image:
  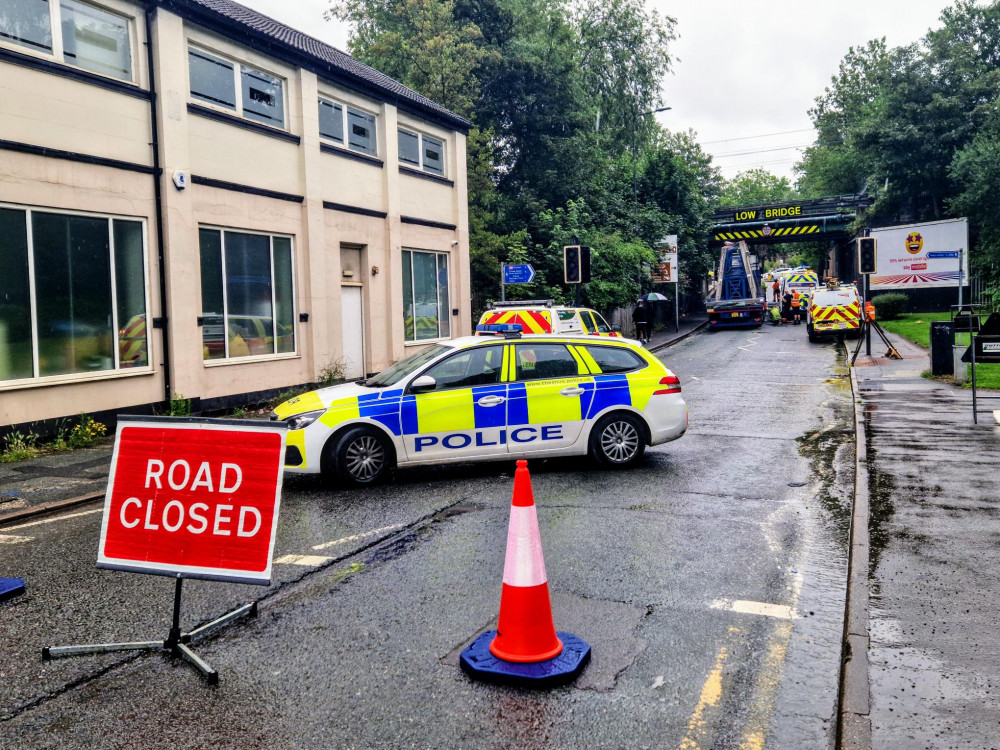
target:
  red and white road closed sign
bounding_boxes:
[98,416,286,585]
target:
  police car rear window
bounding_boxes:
[583,345,645,374]
[514,344,578,381]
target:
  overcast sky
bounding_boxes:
[238,0,961,182]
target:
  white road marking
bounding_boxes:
[274,554,333,567]
[650,675,665,690]
[0,534,33,544]
[312,523,406,551]
[3,507,103,531]
[711,599,797,620]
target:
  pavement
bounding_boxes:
[848,329,1000,749]
[645,311,710,353]
[10,313,996,750]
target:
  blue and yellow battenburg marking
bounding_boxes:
[282,341,668,463]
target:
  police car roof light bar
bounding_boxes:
[490,299,554,308]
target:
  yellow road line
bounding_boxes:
[680,626,741,750]
[739,620,794,749]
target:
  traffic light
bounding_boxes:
[857,237,877,275]
[564,245,581,284]
[563,245,591,284]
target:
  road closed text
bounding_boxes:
[116,459,262,538]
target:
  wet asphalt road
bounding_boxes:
[0,324,855,749]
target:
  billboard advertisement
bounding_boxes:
[870,218,968,290]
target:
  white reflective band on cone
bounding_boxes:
[503,505,548,587]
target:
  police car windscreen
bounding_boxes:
[364,344,449,387]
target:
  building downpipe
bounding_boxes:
[144,4,172,404]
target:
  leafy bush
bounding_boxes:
[871,293,908,321]
[68,414,107,448]
[168,393,192,417]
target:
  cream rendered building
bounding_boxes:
[0,0,471,432]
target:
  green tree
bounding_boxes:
[719,169,796,208]
[575,0,675,147]
[330,0,690,315]
[639,130,722,291]
[329,0,488,117]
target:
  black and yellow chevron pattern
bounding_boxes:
[714,225,822,241]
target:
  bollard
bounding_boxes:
[953,346,967,384]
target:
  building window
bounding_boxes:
[199,228,295,361]
[398,128,444,176]
[402,250,450,342]
[61,0,132,79]
[318,96,377,156]
[0,0,133,81]
[0,205,149,383]
[188,46,285,129]
[0,0,52,53]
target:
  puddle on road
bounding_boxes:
[795,349,855,545]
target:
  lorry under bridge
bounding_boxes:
[709,194,873,280]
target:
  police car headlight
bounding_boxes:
[285,409,326,431]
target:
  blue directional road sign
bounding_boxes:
[927,251,960,258]
[504,264,536,284]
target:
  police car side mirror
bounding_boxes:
[612,324,622,332]
[410,375,437,394]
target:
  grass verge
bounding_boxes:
[881,312,1000,389]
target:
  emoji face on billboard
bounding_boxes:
[906,232,923,255]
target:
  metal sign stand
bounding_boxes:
[954,306,987,424]
[850,317,902,366]
[42,575,256,685]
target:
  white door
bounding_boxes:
[341,286,365,379]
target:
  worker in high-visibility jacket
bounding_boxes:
[791,290,803,325]
[865,301,876,321]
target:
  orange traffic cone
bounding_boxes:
[489,460,563,662]
[460,460,591,687]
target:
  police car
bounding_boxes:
[273,334,687,486]
[477,300,621,337]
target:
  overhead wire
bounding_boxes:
[701,128,814,145]
[710,143,813,158]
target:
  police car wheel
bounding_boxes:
[331,427,392,486]
[590,413,646,467]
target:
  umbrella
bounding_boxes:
[638,292,669,302]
